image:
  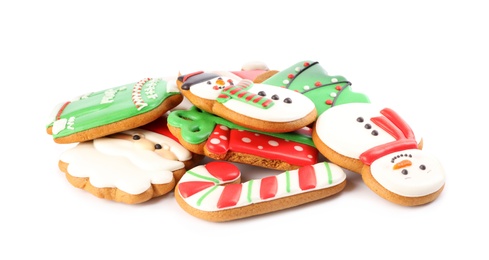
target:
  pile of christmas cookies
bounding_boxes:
[46,60,446,222]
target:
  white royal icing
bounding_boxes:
[316,103,401,159]
[59,129,191,195]
[223,83,315,122]
[370,149,445,197]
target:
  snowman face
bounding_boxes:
[222,83,316,122]
[315,103,398,159]
[370,149,445,197]
[188,75,236,100]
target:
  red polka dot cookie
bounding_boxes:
[167,106,319,171]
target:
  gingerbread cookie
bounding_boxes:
[167,106,318,170]
[262,60,370,116]
[175,161,347,222]
[46,77,182,144]
[58,127,201,204]
[312,103,445,206]
[175,71,317,133]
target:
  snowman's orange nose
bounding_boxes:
[393,159,412,170]
[216,78,225,85]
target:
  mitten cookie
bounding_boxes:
[47,77,182,144]
[312,103,445,206]
[167,106,318,170]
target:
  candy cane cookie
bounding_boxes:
[312,103,445,206]
[175,161,347,222]
[47,77,182,144]
[176,71,317,133]
[58,128,199,204]
[167,106,318,171]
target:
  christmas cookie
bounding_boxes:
[46,77,183,144]
[312,103,445,206]
[167,106,318,170]
[262,60,370,116]
[175,161,347,222]
[176,71,317,133]
[58,127,201,204]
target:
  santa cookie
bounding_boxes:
[58,126,202,204]
[175,71,317,133]
[46,77,182,144]
[175,161,347,222]
[312,103,445,206]
[262,60,370,116]
[167,106,318,170]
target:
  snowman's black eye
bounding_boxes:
[271,94,279,100]
[357,117,364,123]
[365,124,371,129]
[419,165,426,170]
[154,144,162,149]
[133,135,141,140]
[371,130,378,136]
[258,91,266,96]
[283,97,292,103]
[401,169,408,175]
[206,81,211,84]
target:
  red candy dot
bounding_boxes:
[325,100,333,105]
[304,62,310,67]
[336,85,342,90]
[288,74,294,79]
[315,81,321,87]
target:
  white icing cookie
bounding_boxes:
[313,102,445,206]
[58,129,194,204]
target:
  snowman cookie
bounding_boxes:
[312,103,445,206]
[167,106,318,170]
[175,71,317,133]
[262,60,370,116]
[46,77,182,144]
[175,161,347,222]
[58,126,203,204]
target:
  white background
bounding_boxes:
[1,0,488,259]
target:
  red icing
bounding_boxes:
[56,101,71,120]
[178,181,215,198]
[205,125,230,154]
[303,62,310,67]
[218,129,318,166]
[182,71,203,82]
[288,74,294,79]
[360,108,418,165]
[260,176,278,199]
[204,161,240,182]
[335,86,342,90]
[231,70,267,81]
[326,100,333,105]
[140,116,179,143]
[298,165,317,190]
[217,183,242,209]
[315,81,321,87]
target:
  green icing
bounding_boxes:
[262,60,370,116]
[167,106,315,147]
[48,78,180,138]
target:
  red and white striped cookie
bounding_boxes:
[174,161,347,222]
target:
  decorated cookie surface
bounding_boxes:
[176,72,317,133]
[167,106,318,170]
[262,60,370,116]
[313,102,445,205]
[175,161,347,221]
[47,77,182,143]
[59,128,193,203]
